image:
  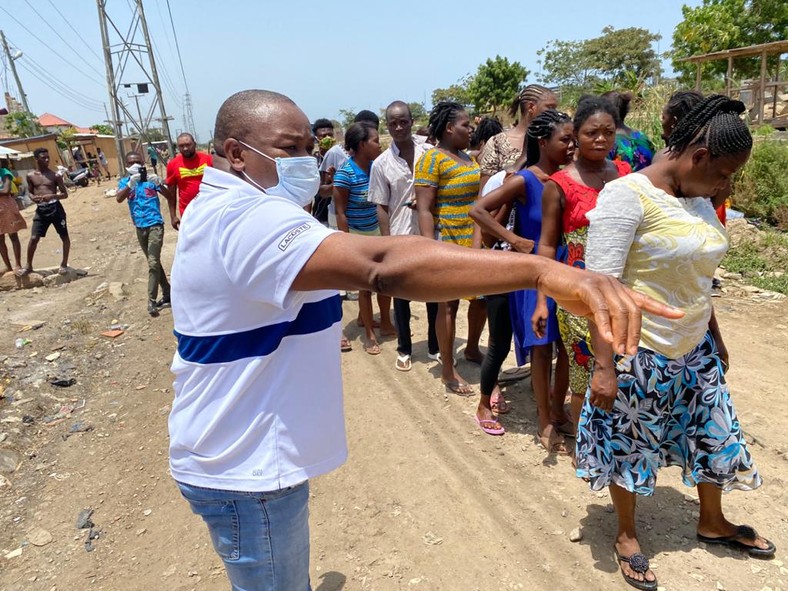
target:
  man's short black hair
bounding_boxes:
[177,132,195,142]
[353,110,379,128]
[34,147,48,159]
[385,100,412,119]
[312,118,333,135]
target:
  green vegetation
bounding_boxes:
[5,111,42,138]
[466,56,529,115]
[731,139,788,229]
[723,229,788,294]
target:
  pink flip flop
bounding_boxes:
[475,414,505,436]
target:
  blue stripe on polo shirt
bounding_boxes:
[175,294,342,364]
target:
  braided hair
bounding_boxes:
[667,94,752,157]
[470,116,503,149]
[525,109,572,167]
[508,84,552,120]
[573,96,618,133]
[665,90,704,124]
[428,101,465,142]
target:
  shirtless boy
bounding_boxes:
[19,148,71,275]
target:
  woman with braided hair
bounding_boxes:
[470,109,574,444]
[478,85,558,191]
[415,101,482,394]
[538,96,632,437]
[577,94,774,591]
[603,91,656,171]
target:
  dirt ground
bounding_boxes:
[1,184,787,591]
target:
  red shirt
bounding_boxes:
[166,152,213,214]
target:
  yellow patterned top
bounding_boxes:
[586,173,728,358]
[414,148,480,247]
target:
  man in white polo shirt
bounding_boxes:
[369,100,438,371]
[169,89,681,591]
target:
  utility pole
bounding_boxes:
[183,91,196,140]
[96,0,176,172]
[0,30,30,113]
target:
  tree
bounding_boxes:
[467,56,529,114]
[338,109,356,130]
[672,0,788,82]
[91,123,114,135]
[431,80,472,108]
[5,111,43,138]
[537,39,595,90]
[408,101,428,124]
[585,27,662,84]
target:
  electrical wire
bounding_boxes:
[17,54,105,110]
[45,0,104,64]
[18,62,104,113]
[24,0,105,76]
[0,7,106,87]
[165,0,190,93]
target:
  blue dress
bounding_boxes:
[509,169,563,365]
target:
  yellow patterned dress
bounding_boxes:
[414,149,480,247]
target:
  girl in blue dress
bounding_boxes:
[470,110,574,451]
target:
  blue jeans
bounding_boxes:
[177,480,311,591]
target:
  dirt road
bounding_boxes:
[1,184,786,591]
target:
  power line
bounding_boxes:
[46,0,104,64]
[13,47,105,109]
[165,0,189,93]
[18,61,104,113]
[24,0,105,76]
[0,7,106,87]
[18,58,104,110]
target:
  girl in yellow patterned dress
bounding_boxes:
[415,101,481,394]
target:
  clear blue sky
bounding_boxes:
[1,0,701,142]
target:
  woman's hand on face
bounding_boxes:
[589,365,618,412]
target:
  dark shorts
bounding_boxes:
[31,201,68,239]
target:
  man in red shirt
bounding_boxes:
[165,133,213,227]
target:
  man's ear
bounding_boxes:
[224,138,246,172]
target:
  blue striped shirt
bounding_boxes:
[333,158,378,232]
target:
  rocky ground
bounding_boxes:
[1,184,787,591]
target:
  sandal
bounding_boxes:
[490,394,511,414]
[364,342,381,356]
[340,337,352,352]
[552,420,576,438]
[395,354,412,372]
[697,525,776,558]
[442,379,474,396]
[537,427,569,455]
[475,414,504,436]
[614,547,657,590]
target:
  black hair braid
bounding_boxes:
[470,117,503,148]
[665,90,704,123]
[573,96,618,132]
[429,101,465,142]
[508,84,552,119]
[525,109,571,167]
[667,94,752,157]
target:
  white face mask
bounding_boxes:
[238,140,319,207]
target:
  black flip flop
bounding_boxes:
[697,525,776,558]
[614,548,657,591]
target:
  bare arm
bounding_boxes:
[332,185,350,233]
[531,180,565,336]
[377,204,391,236]
[0,177,10,196]
[55,174,69,200]
[158,184,179,229]
[116,186,131,203]
[470,174,533,253]
[415,184,437,238]
[292,233,683,355]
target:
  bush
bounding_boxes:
[731,139,788,228]
[723,228,788,294]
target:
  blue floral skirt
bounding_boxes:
[575,331,761,496]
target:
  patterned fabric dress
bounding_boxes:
[0,168,26,235]
[478,132,520,177]
[550,160,631,395]
[576,173,760,495]
[414,149,480,247]
[609,130,655,172]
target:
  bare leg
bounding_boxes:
[59,235,71,272]
[531,344,555,433]
[21,236,39,275]
[551,342,571,423]
[610,484,656,586]
[464,298,486,363]
[438,300,472,393]
[377,293,396,336]
[359,290,379,353]
[9,233,21,270]
[696,483,771,550]
[0,235,11,272]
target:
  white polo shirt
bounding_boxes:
[368,137,428,236]
[169,167,347,492]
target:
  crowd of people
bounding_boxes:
[1,82,776,590]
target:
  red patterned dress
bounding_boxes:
[550,160,631,394]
